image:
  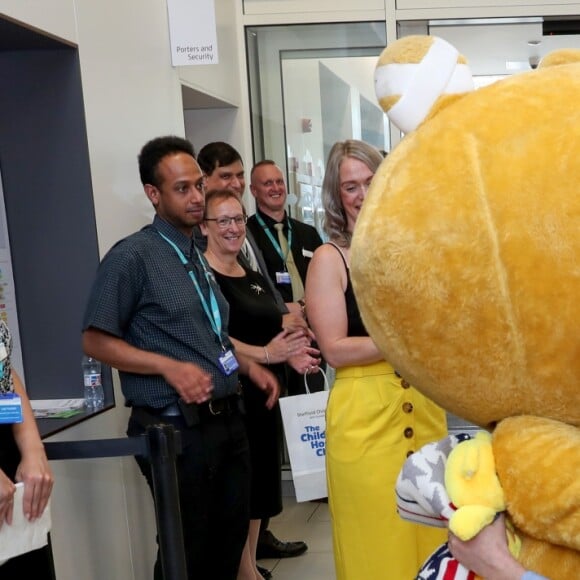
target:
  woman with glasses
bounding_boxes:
[304,140,447,579]
[201,189,320,580]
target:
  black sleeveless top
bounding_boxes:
[327,243,368,338]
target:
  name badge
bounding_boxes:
[0,393,23,424]
[302,248,314,258]
[219,349,239,376]
[276,271,291,285]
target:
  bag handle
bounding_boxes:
[303,367,330,395]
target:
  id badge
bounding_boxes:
[0,393,23,424]
[218,349,239,376]
[276,271,291,285]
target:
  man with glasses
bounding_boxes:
[82,135,279,580]
[197,142,310,570]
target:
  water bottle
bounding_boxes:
[82,355,104,410]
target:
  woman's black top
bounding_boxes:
[327,242,368,337]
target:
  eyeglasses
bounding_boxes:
[204,215,247,229]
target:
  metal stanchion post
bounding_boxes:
[146,425,188,580]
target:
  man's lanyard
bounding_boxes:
[157,231,226,350]
[255,212,293,265]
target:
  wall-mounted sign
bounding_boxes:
[166,0,219,66]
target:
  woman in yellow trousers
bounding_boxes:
[305,140,447,579]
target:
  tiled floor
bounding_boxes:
[259,495,336,579]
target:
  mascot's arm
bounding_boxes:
[493,416,580,551]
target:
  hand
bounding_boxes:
[285,302,302,317]
[247,361,280,409]
[281,313,309,333]
[288,346,321,374]
[266,330,310,364]
[162,360,213,404]
[448,514,527,580]
[0,469,16,528]
[15,447,54,521]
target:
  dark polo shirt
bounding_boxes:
[83,215,238,408]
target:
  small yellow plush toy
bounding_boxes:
[445,432,506,541]
[352,35,580,579]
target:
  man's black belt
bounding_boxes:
[132,393,243,428]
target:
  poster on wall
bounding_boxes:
[0,169,25,382]
[166,0,219,66]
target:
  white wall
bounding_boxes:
[0,0,77,44]
[75,0,186,254]
[182,0,254,206]
[179,0,242,107]
[243,0,383,15]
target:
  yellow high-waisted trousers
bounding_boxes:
[326,361,447,580]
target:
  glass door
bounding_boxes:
[246,22,389,238]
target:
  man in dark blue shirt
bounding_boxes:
[82,136,278,580]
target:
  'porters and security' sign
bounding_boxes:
[166,0,218,66]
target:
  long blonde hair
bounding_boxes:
[321,140,383,247]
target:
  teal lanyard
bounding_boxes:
[255,212,293,265]
[157,231,225,349]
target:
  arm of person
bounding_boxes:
[235,353,280,410]
[230,333,320,382]
[11,370,53,521]
[448,515,548,580]
[82,327,213,404]
[285,302,303,317]
[230,330,310,365]
[304,244,383,368]
[281,312,309,332]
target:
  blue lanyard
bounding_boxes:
[157,231,225,349]
[255,212,293,265]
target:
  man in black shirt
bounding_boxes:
[82,136,278,580]
[247,160,325,396]
[247,160,323,310]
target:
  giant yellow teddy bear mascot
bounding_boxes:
[351,35,579,579]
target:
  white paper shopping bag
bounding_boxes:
[279,370,330,502]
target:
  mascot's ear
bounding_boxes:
[374,35,474,133]
[539,48,580,68]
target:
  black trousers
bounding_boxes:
[0,425,55,578]
[128,407,250,580]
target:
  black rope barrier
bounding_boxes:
[44,425,187,580]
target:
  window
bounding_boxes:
[246,22,389,237]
